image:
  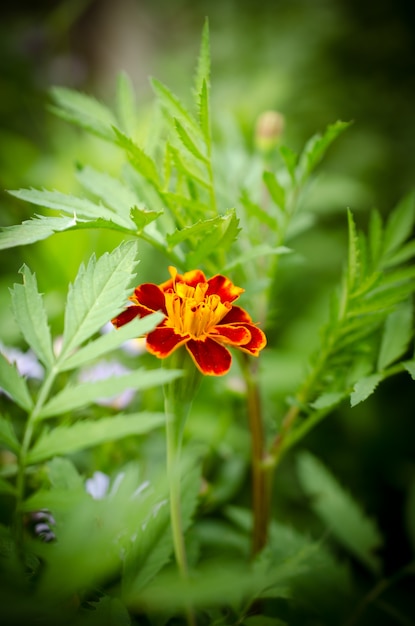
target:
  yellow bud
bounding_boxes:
[255,110,285,152]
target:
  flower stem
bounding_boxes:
[163,352,201,626]
[239,355,270,555]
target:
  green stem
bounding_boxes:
[14,366,57,546]
[162,352,201,626]
[239,355,270,555]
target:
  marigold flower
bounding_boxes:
[112,266,267,376]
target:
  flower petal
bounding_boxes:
[146,326,189,358]
[220,305,253,325]
[210,324,251,346]
[207,275,244,303]
[236,324,267,355]
[160,268,207,292]
[131,283,167,314]
[186,338,232,375]
[112,306,141,328]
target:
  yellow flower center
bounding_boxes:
[164,280,231,339]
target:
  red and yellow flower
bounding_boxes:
[112,267,266,376]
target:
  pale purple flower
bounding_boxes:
[78,360,136,409]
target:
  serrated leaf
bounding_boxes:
[37,368,182,420]
[116,71,137,136]
[296,121,351,183]
[263,170,286,211]
[174,118,207,163]
[59,312,164,372]
[0,415,20,454]
[297,452,383,573]
[167,214,224,247]
[61,241,139,358]
[10,265,54,369]
[8,188,129,227]
[377,299,413,370]
[167,144,210,189]
[0,354,33,411]
[114,128,161,188]
[49,86,118,141]
[194,18,210,98]
[0,215,78,250]
[192,209,240,264]
[383,192,415,256]
[198,79,211,148]
[350,373,383,407]
[151,77,200,137]
[76,165,137,227]
[27,412,165,464]
[130,206,163,233]
[347,208,360,291]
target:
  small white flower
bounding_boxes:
[0,344,44,380]
[85,471,110,500]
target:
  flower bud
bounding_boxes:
[255,110,285,152]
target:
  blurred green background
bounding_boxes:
[1,0,415,620]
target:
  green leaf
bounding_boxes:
[310,391,346,410]
[167,214,225,247]
[61,241,139,358]
[114,129,161,188]
[383,193,415,256]
[383,239,415,269]
[279,145,298,182]
[174,118,207,163]
[126,461,201,595]
[296,121,351,183]
[0,215,79,250]
[76,165,137,227]
[0,354,33,411]
[130,206,163,233]
[347,208,360,291]
[297,452,383,573]
[37,368,182,420]
[0,415,20,454]
[0,477,16,495]
[198,79,211,148]
[263,170,286,211]
[377,299,413,370]
[8,188,129,227]
[59,312,164,372]
[27,413,165,464]
[224,244,291,271]
[116,71,137,136]
[240,188,278,230]
[186,210,240,266]
[194,18,210,98]
[10,265,54,369]
[350,374,383,407]
[368,209,383,270]
[151,77,200,137]
[49,86,118,141]
[404,360,415,379]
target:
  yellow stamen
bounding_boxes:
[165,280,231,339]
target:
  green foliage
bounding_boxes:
[1,19,414,626]
[297,452,383,573]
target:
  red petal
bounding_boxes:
[220,305,253,325]
[236,324,267,355]
[186,338,232,376]
[181,269,207,287]
[112,306,140,328]
[210,324,251,346]
[146,326,189,358]
[207,275,244,303]
[131,283,166,314]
